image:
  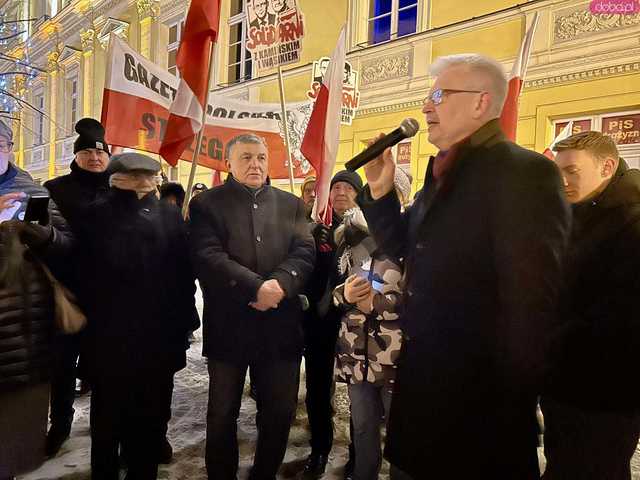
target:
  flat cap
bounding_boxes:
[107,152,161,175]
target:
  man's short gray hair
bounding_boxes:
[225,133,268,160]
[430,54,508,118]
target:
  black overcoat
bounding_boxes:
[189,177,315,362]
[359,119,571,478]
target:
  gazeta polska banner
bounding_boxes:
[101,35,314,178]
[307,57,360,125]
[245,0,305,74]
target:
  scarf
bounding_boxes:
[109,172,159,199]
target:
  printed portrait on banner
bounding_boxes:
[245,0,305,73]
[307,57,361,125]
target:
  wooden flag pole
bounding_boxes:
[183,41,216,218]
[277,65,296,194]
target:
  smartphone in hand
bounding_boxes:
[23,195,49,225]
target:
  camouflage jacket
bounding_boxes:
[333,213,404,388]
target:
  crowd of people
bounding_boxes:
[0,51,639,480]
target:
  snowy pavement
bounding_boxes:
[20,329,359,480]
[19,331,640,479]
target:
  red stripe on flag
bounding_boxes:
[499,76,522,142]
[301,84,329,174]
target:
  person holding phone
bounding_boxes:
[0,121,67,480]
[332,170,411,480]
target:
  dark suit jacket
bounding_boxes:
[359,119,571,478]
[189,177,315,362]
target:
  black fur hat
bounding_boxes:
[73,118,110,155]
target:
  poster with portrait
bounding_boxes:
[245,0,305,74]
[307,56,361,125]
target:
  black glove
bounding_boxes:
[312,223,335,252]
[0,220,53,248]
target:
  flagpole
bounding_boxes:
[183,41,216,218]
[277,65,296,194]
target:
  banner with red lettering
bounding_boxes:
[245,0,305,74]
[101,35,314,178]
[307,56,360,125]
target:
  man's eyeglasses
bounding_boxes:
[0,141,14,153]
[423,88,485,106]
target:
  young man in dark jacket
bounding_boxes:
[43,117,111,457]
[189,133,315,480]
[542,131,640,480]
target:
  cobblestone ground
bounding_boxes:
[20,333,640,479]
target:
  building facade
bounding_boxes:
[1,0,639,193]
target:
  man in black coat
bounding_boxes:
[189,133,315,480]
[358,54,571,479]
[542,131,640,480]
[72,153,198,480]
[43,117,111,457]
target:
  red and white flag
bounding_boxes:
[499,12,540,141]
[300,26,347,225]
[159,0,221,166]
[212,169,222,187]
[543,121,574,159]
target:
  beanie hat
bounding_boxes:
[330,170,363,193]
[73,118,110,155]
[0,119,13,143]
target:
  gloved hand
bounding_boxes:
[0,220,53,248]
[312,223,334,252]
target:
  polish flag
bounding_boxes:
[300,26,347,225]
[499,12,540,141]
[543,121,574,160]
[212,169,222,187]
[159,0,221,166]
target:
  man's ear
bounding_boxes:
[601,157,617,178]
[225,159,231,171]
[472,92,491,120]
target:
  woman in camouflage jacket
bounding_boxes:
[333,206,404,480]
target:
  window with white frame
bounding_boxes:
[554,110,640,169]
[167,20,184,76]
[368,0,419,45]
[227,1,253,84]
[66,73,79,133]
[33,92,45,146]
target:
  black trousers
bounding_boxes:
[542,396,640,480]
[205,358,299,480]
[50,333,80,429]
[90,372,174,480]
[303,314,339,456]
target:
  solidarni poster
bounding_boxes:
[245,0,305,74]
[306,57,361,125]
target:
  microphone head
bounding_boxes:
[400,118,420,138]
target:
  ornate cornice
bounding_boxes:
[554,6,640,42]
[360,51,412,87]
[524,61,640,89]
[356,100,423,118]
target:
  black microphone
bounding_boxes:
[345,118,420,172]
